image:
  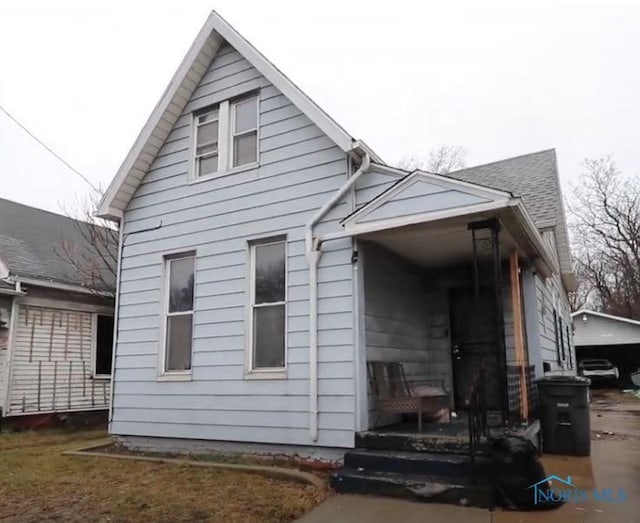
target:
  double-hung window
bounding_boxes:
[195,109,219,177]
[162,253,195,374]
[249,238,286,371]
[193,94,259,179]
[231,96,258,167]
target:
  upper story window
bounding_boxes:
[232,97,258,167]
[193,94,259,179]
[195,110,219,177]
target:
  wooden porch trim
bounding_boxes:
[509,250,529,421]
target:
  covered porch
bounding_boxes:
[346,171,557,435]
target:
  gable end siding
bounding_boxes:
[111,43,356,448]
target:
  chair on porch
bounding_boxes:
[367,361,451,432]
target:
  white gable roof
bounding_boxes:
[343,170,514,232]
[97,10,381,220]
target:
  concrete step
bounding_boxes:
[355,430,488,455]
[330,468,495,509]
[344,448,492,479]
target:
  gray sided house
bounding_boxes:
[97,11,577,461]
[0,198,116,419]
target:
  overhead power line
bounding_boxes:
[0,103,98,192]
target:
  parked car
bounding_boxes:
[578,358,619,382]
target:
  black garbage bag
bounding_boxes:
[491,435,564,511]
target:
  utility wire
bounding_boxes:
[0,103,98,192]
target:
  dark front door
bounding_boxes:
[449,288,503,410]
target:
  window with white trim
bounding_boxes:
[195,109,219,177]
[249,238,286,370]
[193,94,259,178]
[163,253,195,373]
[231,97,258,167]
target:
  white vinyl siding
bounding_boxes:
[113,43,355,448]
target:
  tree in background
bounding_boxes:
[55,189,119,299]
[568,156,640,320]
[399,145,467,174]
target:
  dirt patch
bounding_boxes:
[0,430,328,522]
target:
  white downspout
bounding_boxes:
[305,153,370,441]
[107,223,124,431]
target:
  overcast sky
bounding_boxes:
[0,0,638,215]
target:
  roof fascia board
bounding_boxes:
[0,286,26,296]
[508,200,558,277]
[343,199,512,237]
[99,11,374,218]
[351,141,384,164]
[344,170,512,227]
[14,276,114,298]
[98,15,221,218]
[213,13,355,153]
[571,309,640,327]
[415,169,513,200]
[368,162,409,178]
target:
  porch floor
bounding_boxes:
[356,414,484,455]
[372,415,470,439]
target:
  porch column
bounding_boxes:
[521,266,543,377]
[509,250,529,422]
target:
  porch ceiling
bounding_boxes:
[359,206,555,276]
[361,216,514,269]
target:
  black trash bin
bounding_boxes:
[536,375,591,456]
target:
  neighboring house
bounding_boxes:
[97,11,576,461]
[0,198,116,419]
[572,309,640,382]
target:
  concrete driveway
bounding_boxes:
[299,389,640,523]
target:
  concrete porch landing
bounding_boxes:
[301,438,640,522]
[301,390,640,522]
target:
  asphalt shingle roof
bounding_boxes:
[0,198,117,293]
[446,149,560,226]
[445,149,572,273]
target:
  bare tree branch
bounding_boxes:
[399,145,467,174]
[54,188,118,299]
[568,156,640,319]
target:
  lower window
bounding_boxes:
[163,253,195,373]
[249,238,286,371]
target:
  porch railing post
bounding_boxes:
[490,222,510,425]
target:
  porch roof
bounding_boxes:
[340,170,559,277]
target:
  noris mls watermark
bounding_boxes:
[528,475,628,505]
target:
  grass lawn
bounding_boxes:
[0,430,327,522]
